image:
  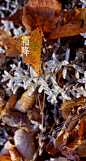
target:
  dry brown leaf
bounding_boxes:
[49,24,85,39]
[0,97,6,119]
[55,129,65,150]
[0,97,6,109]
[61,146,80,161]
[60,97,86,120]
[63,8,86,32]
[76,137,86,157]
[7,9,23,27]
[0,28,19,57]
[27,94,46,122]
[46,139,58,155]
[65,128,81,150]
[27,107,42,122]
[14,129,36,161]
[2,111,35,132]
[22,0,62,35]
[78,118,84,141]
[60,100,74,120]
[2,94,17,116]
[0,53,6,66]
[55,116,78,150]
[14,87,37,112]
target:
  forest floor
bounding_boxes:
[0,0,86,161]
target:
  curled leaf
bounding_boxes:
[14,87,37,112]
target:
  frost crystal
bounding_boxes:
[78,71,86,89]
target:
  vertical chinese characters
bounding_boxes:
[21,36,30,57]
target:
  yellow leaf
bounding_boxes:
[15,28,43,75]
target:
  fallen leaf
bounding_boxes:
[14,129,36,161]
[0,53,6,66]
[0,28,20,57]
[2,94,17,116]
[61,146,80,161]
[0,97,6,109]
[46,139,57,155]
[60,100,74,120]
[22,0,62,35]
[78,118,84,141]
[14,87,38,112]
[63,8,86,32]
[2,111,35,132]
[60,97,86,120]
[66,128,81,150]
[0,97,6,119]
[49,24,85,39]
[55,116,78,149]
[76,138,86,157]
[27,107,42,122]
[7,9,23,27]
[15,28,43,75]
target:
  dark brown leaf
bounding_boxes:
[22,0,62,36]
[7,9,24,27]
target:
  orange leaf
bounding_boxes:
[0,154,11,161]
[49,24,85,39]
[9,149,22,161]
[22,0,62,35]
[63,8,86,32]
[0,28,19,57]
